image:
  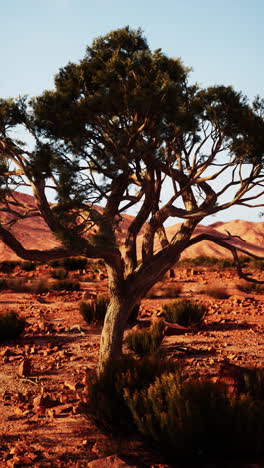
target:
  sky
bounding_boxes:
[1,0,264,225]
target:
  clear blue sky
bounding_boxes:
[1,0,264,224]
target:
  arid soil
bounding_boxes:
[0,265,264,467]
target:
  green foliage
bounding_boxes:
[80,295,109,325]
[125,320,165,356]
[52,279,80,291]
[162,299,207,327]
[0,310,26,341]
[236,280,264,294]
[124,373,264,461]
[86,354,176,430]
[21,261,36,272]
[51,268,68,280]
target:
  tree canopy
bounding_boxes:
[1,27,264,371]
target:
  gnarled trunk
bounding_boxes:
[98,294,132,375]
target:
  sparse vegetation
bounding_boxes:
[236,280,264,294]
[52,279,80,291]
[162,299,207,327]
[51,268,68,280]
[86,354,176,430]
[80,297,140,325]
[0,261,20,273]
[125,320,165,356]
[80,295,109,325]
[124,372,264,462]
[203,286,230,299]
[0,310,26,341]
[21,261,36,271]
[146,283,182,299]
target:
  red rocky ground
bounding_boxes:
[0,264,264,467]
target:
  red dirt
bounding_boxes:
[0,264,264,466]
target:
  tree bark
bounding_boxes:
[98,294,132,375]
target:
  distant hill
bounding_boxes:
[0,192,263,261]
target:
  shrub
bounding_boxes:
[0,261,20,273]
[86,354,176,430]
[52,279,80,291]
[51,268,68,280]
[0,279,7,291]
[236,280,264,294]
[21,261,36,271]
[80,297,140,325]
[6,278,30,293]
[204,286,230,299]
[0,310,26,341]
[162,299,207,327]
[125,320,165,356]
[146,283,182,299]
[80,295,109,325]
[62,257,87,272]
[124,373,264,462]
[30,278,50,294]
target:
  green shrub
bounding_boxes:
[162,299,207,327]
[80,295,109,325]
[125,320,165,356]
[0,310,26,341]
[86,355,176,430]
[52,279,80,291]
[124,373,264,462]
[21,261,36,271]
[51,268,68,280]
[236,280,264,294]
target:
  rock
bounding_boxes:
[87,455,138,468]
[164,322,188,336]
[18,359,31,377]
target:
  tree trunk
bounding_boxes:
[98,294,132,376]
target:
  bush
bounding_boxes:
[80,297,140,325]
[51,268,68,280]
[124,373,264,462]
[204,286,230,299]
[6,278,30,293]
[80,295,109,325]
[0,261,20,273]
[0,279,7,291]
[146,283,182,299]
[52,279,80,291]
[162,299,207,327]
[86,354,176,430]
[21,261,36,271]
[125,320,165,356]
[62,257,87,272]
[0,310,26,341]
[236,280,264,294]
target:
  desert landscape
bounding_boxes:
[0,202,264,467]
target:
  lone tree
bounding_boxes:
[0,27,264,374]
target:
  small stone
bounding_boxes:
[18,359,31,377]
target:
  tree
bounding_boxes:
[0,27,264,374]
